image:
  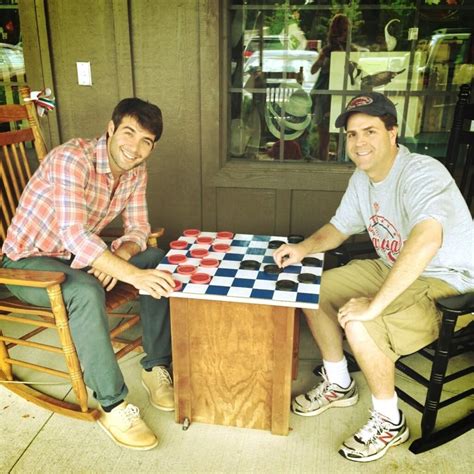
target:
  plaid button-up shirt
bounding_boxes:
[2,133,151,269]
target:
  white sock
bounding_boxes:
[372,393,400,424]
[323,357,351,388]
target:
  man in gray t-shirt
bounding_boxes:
[273,92,473,463]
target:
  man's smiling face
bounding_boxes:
[107,116,155,178]
[346,113,398,182]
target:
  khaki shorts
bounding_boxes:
[318,259,459,361]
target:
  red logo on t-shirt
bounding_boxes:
[367,214,403,263]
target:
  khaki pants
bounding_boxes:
[317,259,459,361]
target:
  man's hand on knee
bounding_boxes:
[337,297,378,329]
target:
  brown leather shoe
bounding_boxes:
[142,366,175,411]
[97,402,158,450]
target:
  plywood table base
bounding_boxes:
[170,298,296,435]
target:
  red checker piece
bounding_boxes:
[172,280,183,292]
[168,254,187,265]
[196,236,213,245]
[216,231,234,239]
[183,228,200,237]
[170,240,188,250]
[212,243,230,253]
[190,248,209,258]
[190,272,211,284]
[177,264,196,275]
[200,257,219,268]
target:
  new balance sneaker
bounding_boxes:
[339,409,410,462]
[142,366,175,411]
[292,368,358,416]
[97,402,158,450]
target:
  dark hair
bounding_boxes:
[328,13,350,48]
[112,98,163,142]
[378,113,398,131]
[379,113,399,145]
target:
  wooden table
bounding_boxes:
[171,299,300,435]
[158,232,323,435]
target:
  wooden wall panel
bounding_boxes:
[19,0,60,149]
[199,0,221,232]
[290,190,345,238]
[130,0,202,243]
[46,0,120,142]
[216,188,276,235]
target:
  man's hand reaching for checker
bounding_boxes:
[127,268,176,299]
[273,242,308,268]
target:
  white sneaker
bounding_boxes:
[292,368,358,416]
[97,401,158,450]
[339,409,409,462]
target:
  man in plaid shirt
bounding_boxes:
[2,98,175,450]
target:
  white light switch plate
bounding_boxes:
[76,62,92,86]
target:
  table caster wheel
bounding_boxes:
[183,417,190,431]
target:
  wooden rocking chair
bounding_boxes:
[0,86,164,421]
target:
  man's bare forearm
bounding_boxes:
[113,241,142,261]
[92,249,142,284]
[273,223,349,268]
[302,223,349,254]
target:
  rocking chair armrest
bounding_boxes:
[436,292,474,315]
[146,227,165,248]
[0,268,65,288]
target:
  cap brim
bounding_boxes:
[335,111,350,128]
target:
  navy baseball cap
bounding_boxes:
[335,92,398,128]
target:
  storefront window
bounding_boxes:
[0,0,24,107]
[228,0,473,163]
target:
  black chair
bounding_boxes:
[445,83,474,208]
[326,83,474,454]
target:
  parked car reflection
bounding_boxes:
[0,42,25,82]
[243,49,319,94]
[418,28,472,89]
[0,42,25,106]
[243,35,285,59]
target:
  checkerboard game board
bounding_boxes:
[156,231,324,309]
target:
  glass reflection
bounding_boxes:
[229,1,473,163]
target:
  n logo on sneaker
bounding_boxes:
[325,391,340,401]
[378,432,394,445]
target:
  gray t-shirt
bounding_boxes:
[330,144,474,293]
